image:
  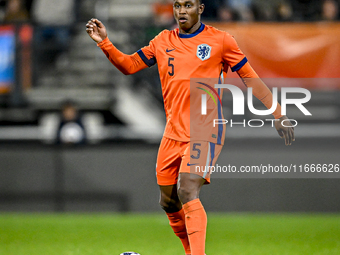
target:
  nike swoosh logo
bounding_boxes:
[166,48,176,53]
[187,163,198,166]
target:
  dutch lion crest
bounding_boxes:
[197,44,211,61]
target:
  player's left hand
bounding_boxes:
[274,115,295,146]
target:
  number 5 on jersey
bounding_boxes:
[168,57,174,76]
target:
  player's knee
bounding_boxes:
[159,196,181,213]
[177,186,196,205]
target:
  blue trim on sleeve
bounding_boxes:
[179,23,205,39]
[137,49,156,67]
[231,57,248,72]
[209,142,215,166]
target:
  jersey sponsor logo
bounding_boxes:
[197,44,211,61]
[166,48,176,53]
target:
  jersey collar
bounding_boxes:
[179,23,205,39]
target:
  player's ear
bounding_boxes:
[198,3,205,15]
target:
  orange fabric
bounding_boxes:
[166,209,191,255]
[98,24,283,142]
[139,24,246,142]
[156,137,188,186]
[237,63,283,119]
[97,37,148,75]
[156,137,223,185]
[236,61,259,78]
[189,77,226,144]
[183,198,207,255]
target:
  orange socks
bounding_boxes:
[166,208,191,255]
[183,198,207,255]
[166,199,207,255]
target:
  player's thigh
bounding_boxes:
[156,137,183,186]
[180,141,223,184]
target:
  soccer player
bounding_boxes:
[86,0,295,254]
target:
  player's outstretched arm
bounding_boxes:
[274,116,295,146]
[85,18,148,75]
[86,18,107,43]
[236,63,295,146]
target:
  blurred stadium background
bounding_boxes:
[0,0,340,214]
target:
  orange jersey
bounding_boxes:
[97,23,282,144]
[137,23,246,144]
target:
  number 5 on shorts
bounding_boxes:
[191,143,201,159]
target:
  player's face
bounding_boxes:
[173,0,204,34]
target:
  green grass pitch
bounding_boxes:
[1,213,340,255]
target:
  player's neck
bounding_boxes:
[179,21,202,35]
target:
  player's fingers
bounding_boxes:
[85,24,93,30]
[283,132,287,146]
[85,24,94,30]
[277,129,284,139]
[93,18,103,28]
[86,21,96,27]
[291,127,295,141]
[283,129,290,146]
[86,24,98,35]
[289,128,294,143]
[286,129,292,146]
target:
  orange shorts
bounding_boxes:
[156,137,223,186]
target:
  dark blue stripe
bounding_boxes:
[217,74,223,145]
[137,49,156,67]
[209,142,215,166]
[179,23,205,39]
[231,57,248,72]
[217,88,223,145]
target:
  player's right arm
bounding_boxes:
[86,18,148,75]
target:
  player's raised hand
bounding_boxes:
[274,115,295,146]
[86,18,107,43]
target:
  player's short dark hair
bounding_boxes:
[173,0,203,5]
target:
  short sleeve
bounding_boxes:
[222,32,247,72]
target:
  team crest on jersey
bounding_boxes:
[197,44,211,61]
